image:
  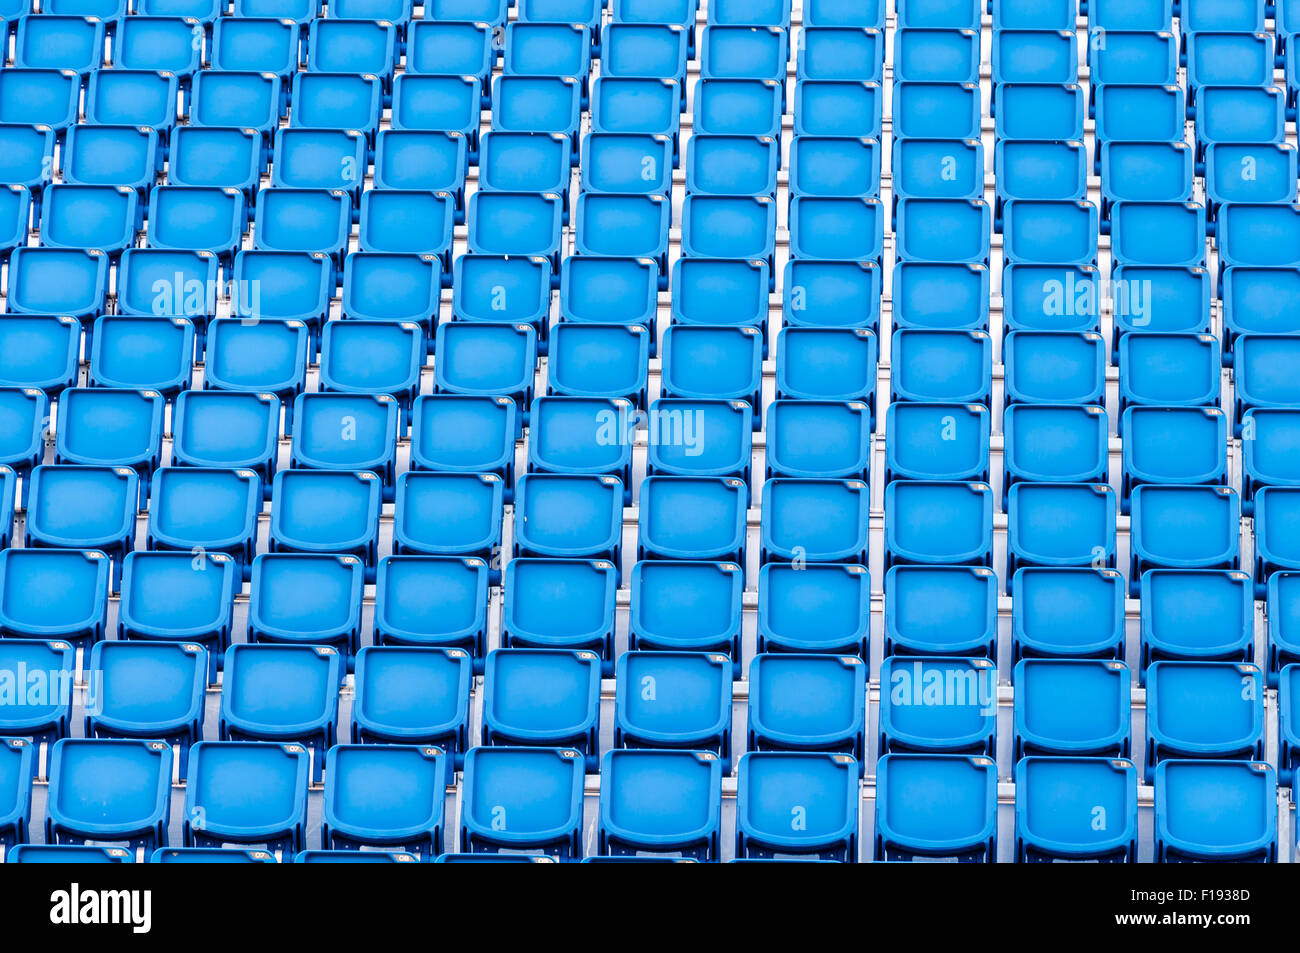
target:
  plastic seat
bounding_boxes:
[761,478,870,564]
[995,141,1088,224]
[7,844,132,863]
[891,264,989,332]
[631,560,744,661]
[1110,265,1211,356]
[114,249,218,352]
[0,69,80,134]
[1001,199,1098,265]
[645,398,753,484]
[0,386,47,482]
[504,22,592,92]
[1087,29,1176,92]
[14,15,104,74]
[405,21,493,95]
[1222,271,1300,350]
[673,258,771,335]
[189,71,280,143]
[529,396,635,490]
[1147,661,1264,764]
[424,0,507,23]
[318,320,422,427]
[874,753,996,861]
[111,16,202,78]
[146,468,259,582]
[221,643,341,781]
[374,555,489,655]
[210,18,298,80]
[701,24,787,87]
[1015,757,1139,862]
[1007,482,1116,583]
[460,746,584,858]
[680,194,777,271]
[635,476,743,563]
[1154,760,1277,862]
[321,745,446,860]
[748,652,866,762]
[766,400,871,481]
[895,197,991,264]
[172,390,279,487]
[352,645,471,762]
[512,473,621,564]
[503,558,617,661]
[1279,664,1300,778]
[114,553,233,686]
[708,0,790,25]
[893,80,982,139]
[548,322,651,405]
[583,133,674,197]
[61,125,157,202]
[467,191,562,274]
[149,186,246,268]
[1088,0,1172,30]
[992,29,1077,86]
[1218,204,1300,273]
[574,193,671,278]
[599,749,723,860]
[1093,85,1186,170]
[697,78,785,137]
[1002,263,1101,334]
[892,138,981,205]
[1204,144,1297,213]
[994,82,1084,141]
[757,562,870,656]
[792,79,882,138]
[491,75,582,160]
[0,739,33,851]
[271,129,369,202]
[165,127,262,218]
[615,651,732,756]
[26,466,138,585]
[612,0,695,48]
[410,395,516,491]
[291,392,400,487]
[203,319,308,425]
[884,565,996,657]
[1003,331,1105,406]
[735,752,859,861]
[893,28,979,84]
[1243,409,1300,501]
[0,639,75,747]
[248,553,365,659]
[789,196,885,262]
[269,470,382,565]
[1180,0,1263,33]
[1011,567,1125,661]
[290,73,384,146]
[660,325,762,420]
[1013,658,1130,758]
[590,77,683,160]
[185,741,310,855]
[1003,404,1107,496]
[0,124,55,205]
[231,0,318,23]
[45,739,171,850]
[884,480,993,569]
[0,548,109,651]
[391,75,482,156]
[797,26,883,84]
[879,655,997,754]
[480,132,568,215]
[40,184,136,257]
[1257,486,1300,588]
[305,19,397,90]
[1185,32,1273,93]
[341,252,441,347]
[230,252,333,349]
[1110,201,1207,269]
[55,388,163,503]
[886,402,988,484]
[392,471,502,561]
[1273,572,1300,677]
[483,648,601,763]
[434,321,537,412]
[254,188,350,268]
[804,0,884,25]
[1116,332,1219,412]
[452,255,551,335]
[1236,334,1300,417]
[789,136,878,199]
[1130,485,1240,595]
[1121,406,1227,505]
[775,327,876,409]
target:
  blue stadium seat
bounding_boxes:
[0,385,47,485]
[8,844,132,863]
[188,71,279,142]
[1154,759,1277,862]
[758,562,870,657]
[305,19,397,91]
[1181,0,1264,33]
[322,744,446,860]
[185,741,310,855]
[1256,486,1300,588]
[1235,334,1300,415]
[480,132,568,217]
[885,401,989,483]
[62,125,157,199]
[171,390,280,488]
[513,473,621,564]
[776,327,877,408]
[1110,265,1211,354]
[1093,85,1185,171]
[680,195,777,270]
[1203,143,1297,211]
[1013,658,1131,758]
[492,75,582,160]
[661,325,762,420]
[1110,201,1207,268]
[590,77,683,159]
[231,0,318,23]
[1003,404,1108,494]
[614,651,733,757]
[150,186,246,267]
[1279,664,1300,779]
[86,639,206,766]
[1001,199,1097,264]
[254,188,350,267]
[575,193,671,278]
[502,558,617,662]
[89,316,194,399]
[111,16,202,78]
[0,639,74,748]
[467,190,561,275]
[996,141,1089,222]
[291,392,400,488]
[434,320,537,409]
[352,645,471,763]
[374,555,489,655]
[1130,485,1240,595]
[1117,332,1220,411]
[1087,28,1176,91]
[993,82,1084,141]
[892,138,981,204]
[230,254,332,350]
[1146,661,1264,765]
[424,0,507,24]
[505,22,592,95]
[271,129,369,201]
[805,0,885,27]
[879,654,996,754]
[1015,757,1139,862]
[761,478,870,564]
[409,395,517,491]
[874,753,996,862]
[405,21,493,94]
[797,27,882,84]
[45,739,171,850]
[1007,482,1116,582]
[1002,263,1101,334]
[994,0,1073,27]
[1185,32,1273,91]
[483,648,601,764]
[894,27,979,84]
[13,15,105,74]
[0,184,29,262]
[632,560,744,662]
[790,136,879,198]
[736,752,859,861]
[885,565,997,657]
[221,643,341,781]
[55,388,164,501]
[584,133,674,197]
[26,467,137,587]
[559,255,658,338]
[1121,406,1228,504]
[318,320,423,426]
[290,73,384,146]
[391,75,483,156]
[341,252,442,347]
[674,258,771,334]
[461,746,585,858]
[894,81,981,139]
[600,749,723,860]
[548,322,651,405]
[748,653,867,763]
[645,398,753,484]
[884,480,994,570]
[210,17,299,80]
[698,78,786,137]
[248,553,365,660]
[392,471,500,561]
[529,396,635,491]
[40,184,137,257]
[702,24,788,87]
[890,328,992,402]
[145,468,259,584]
[992,29,1077,85]
[296,848,420,863]
[1011,567,1125,662]
[1140,568,1254,677]
[0,124,55,205]
[1217,203,1300,272]
[638,476,746,563]
[1004,330,1105,405]
[0,69,81,134]
[114,248,218,349]
[202,319,308,429]
[708,0,789,25]
[790,196,885,261]
[151,848,276,862]
[269,470,379,564]
[0,739,33,851]
[117,549,232,683]
[1243,409,1300,500]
